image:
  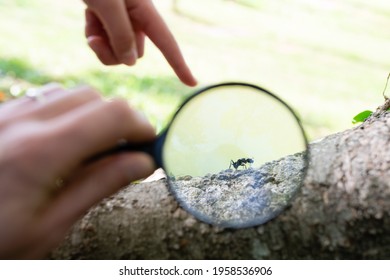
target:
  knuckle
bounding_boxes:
[113,35,134,54]
[107,99,132,119]
[85,87,102,100]
[74,85,102,101]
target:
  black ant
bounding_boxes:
[229,158,254,170]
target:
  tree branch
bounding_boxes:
[50,110,390,259]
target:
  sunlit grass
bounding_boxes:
[0,57,189,132]
[0,0,389,139]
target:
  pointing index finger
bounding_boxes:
[130,1,197,86]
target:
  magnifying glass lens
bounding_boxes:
[161,84,308,228]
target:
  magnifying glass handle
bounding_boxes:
[89,137,165,168]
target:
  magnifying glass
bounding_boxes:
[101,82,308,228]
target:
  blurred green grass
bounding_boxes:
[0,0,389,139]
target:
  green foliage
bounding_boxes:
[0,57,189,132]
[1,0,389,140]
[352,74,390,124]
[352,110,373,124]
[0,58,55,85]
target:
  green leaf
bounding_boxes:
[352,110,373,124]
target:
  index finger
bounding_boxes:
[131,1,197,86]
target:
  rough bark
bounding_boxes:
[50,109,390,260]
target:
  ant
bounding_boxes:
[229,158,254,170]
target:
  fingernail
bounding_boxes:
[87,36,94,45]
[87,36,99,50]
[122,48,138,66]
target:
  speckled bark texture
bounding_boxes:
[50,110,390,260]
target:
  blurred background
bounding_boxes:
[0,0,389,141]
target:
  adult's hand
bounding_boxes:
[83,0,197,86]
[0,84,156,259]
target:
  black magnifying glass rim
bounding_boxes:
[158,81,310,228]
[98,81,309,174]
[92,81,310,227]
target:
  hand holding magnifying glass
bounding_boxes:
[102,82,309,228]
[0,81,307,258]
